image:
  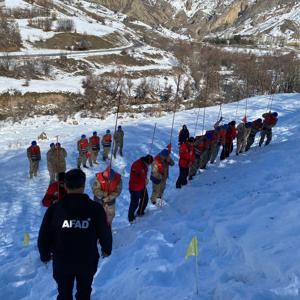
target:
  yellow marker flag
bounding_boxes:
[23,232,30,247]
[185,236,198,259]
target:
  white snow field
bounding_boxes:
[0,93,300,299]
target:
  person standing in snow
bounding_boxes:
[178,125,190,145]
[245,118,263,151]
[42,172,66,207]
[53,143,67,179]
[77,134,92,168]
[102,130,112,161]
[176,138,195,188]
[259,112,278,147]
[150,148,174,205]
[220,121,237,160]
[38,169,112,300]
[27,140,41,178]
[89,131,100,165]
[92,166,122,228]
[113,125,124,158]
[236,122,252,155]
[128,154,153,223]
[189,136,205,178]
[47,143,56,183]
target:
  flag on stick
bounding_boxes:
[23,232,30,247]
[185,236,198,259]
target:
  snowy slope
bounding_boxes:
[0,93,300,299]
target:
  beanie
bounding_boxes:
[81,134,86,139]
[93,131,97,135]
[160,149,169,158]
[106,129,110,134]
[272,112,278,117]
[31,140,37,146]
[50,142,55,148]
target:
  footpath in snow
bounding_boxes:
[0,94,300,299]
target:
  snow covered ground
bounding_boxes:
[0,93,300,299]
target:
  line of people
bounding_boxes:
[36,110,278,299]
[175,111,278,188]
[27,126,124,182]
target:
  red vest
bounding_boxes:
[90,136,100,145]
[79,139,89,151]
[96,172,121,194]
[29,145,41,160]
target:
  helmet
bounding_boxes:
[81,134,86,139]
[257,118,262,123]
[160,149,169,158]
[50,142,55,148]
[31,140,37,146]
[106,129,110,134]
[272,112,278,117]
[229,120,236,126]
[93,131,97,135]
[118,125,122,129]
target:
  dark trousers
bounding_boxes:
[259,128,272,146]
[128,189,148,222]
[220,143,233,160]
[53,261,98,300]
[245,133,255,151]
[176,167,189,188]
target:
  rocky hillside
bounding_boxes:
[95,0,300,43]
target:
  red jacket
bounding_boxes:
[263,114,278,127]
[179,143,192,168]
[225,127,237,144]
[42,181,66,207]
[129,158,148,191]
[219,129,226,145]
[253,120,263,131]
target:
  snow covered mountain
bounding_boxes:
[1,93,300,299]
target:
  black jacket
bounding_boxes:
[38,193,112,269]
[179,129,189,144]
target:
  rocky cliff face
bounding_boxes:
[95,0,300,41]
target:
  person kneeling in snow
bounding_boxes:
[150,148,174,205]
[92,166,122,228]
[38,169,112,300]
[42,172,66,208]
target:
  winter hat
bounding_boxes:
[50,142,55,148]
[229,120,236,126]
[81,134,86,139]
[143,154,154,165]
[56,142,61,147]
[106,129,110,134]
[31,140,37,146]
[245,122,252,128]
[118,125,122,129]
[257,118,262,123]
[160,149,169,158]
[272,112,278,117]
[182,125,187,130]
[93,131,97,135]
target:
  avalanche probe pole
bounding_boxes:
[55,135,59,201]
[139,122,157,219]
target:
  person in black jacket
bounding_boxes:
[178,125,189,145]
[38,169,112,300]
